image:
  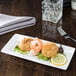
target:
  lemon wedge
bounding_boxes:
[51,53,67,66]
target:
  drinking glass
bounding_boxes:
[71,0,76,10]
[42,0,63,23]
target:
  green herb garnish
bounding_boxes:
[37,53,50,61]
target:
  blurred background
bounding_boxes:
[63,0,71,7]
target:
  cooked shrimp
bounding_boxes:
[30,38,42,55]
[19,38,33,52]
[30,50,39,55]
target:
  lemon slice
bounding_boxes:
[51,53,67,66]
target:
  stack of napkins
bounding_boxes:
[0,14,36,35]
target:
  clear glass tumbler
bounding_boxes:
[71,0,76,10]
[42,0,63,23]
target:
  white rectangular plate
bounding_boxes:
[1,34,75,70]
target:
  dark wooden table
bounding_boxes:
[0,0,76,76]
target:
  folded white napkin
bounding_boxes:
[0,14,36,35]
